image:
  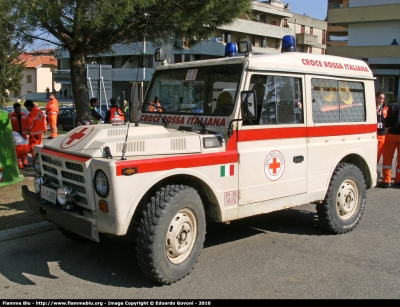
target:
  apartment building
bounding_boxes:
[10,50,58,101]
[327,0,400,101]
[326,0,349,48]
[54,0,327,106]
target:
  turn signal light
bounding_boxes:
[122,167,138,176]
[98,200,109,213]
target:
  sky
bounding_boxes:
[288,0,328,20]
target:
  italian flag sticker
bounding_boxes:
[220,164,234,177]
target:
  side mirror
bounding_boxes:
[241,90,257,120]
[155,48,166,62]
[237,37,253,54]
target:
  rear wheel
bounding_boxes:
[136,185,206,285]
[316,163,366,234]
[57,123,64,131]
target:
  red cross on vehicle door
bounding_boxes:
[237,74,308,205]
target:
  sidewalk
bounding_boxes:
[0,221,56,242]
[0,137,56,243]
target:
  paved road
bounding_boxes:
[1,183,399,299]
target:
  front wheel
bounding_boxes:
[316,163,366,234]
[136,185,206,285]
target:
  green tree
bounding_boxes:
[15,0,252,121]
[0,0,25,105]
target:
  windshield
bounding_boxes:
[142,64,243,116]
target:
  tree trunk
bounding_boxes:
[69,50,91,122]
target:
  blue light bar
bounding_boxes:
[225,42,237,57]
[281,35,296,53]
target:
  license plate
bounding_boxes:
[40,185,57,204]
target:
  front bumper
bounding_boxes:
[21,185,100,242]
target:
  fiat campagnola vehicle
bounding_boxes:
[22,36,377,285]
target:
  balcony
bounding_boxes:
[296,33,318,46]
[327,41,348,48]
[327,45,400,58]
[328,4,400,26]
[217,18,292,40]
[329,36,348,42]
[327,25,348,33]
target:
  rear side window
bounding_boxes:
[311,79,366,123]
[249,75,303,125]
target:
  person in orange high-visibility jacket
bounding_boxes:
[46,92,59,139]
[10,102,29,167]
[376,91,388,163]
[24,100,46,157]
[379,101,400,189]
[104,97,125,124]
[149,96,162,112]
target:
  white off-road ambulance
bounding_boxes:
[22,36,377,285]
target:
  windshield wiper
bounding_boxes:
[144,102,168,127]
[186,108,211,134]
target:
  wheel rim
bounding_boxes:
[166,208,197,264]
[336,179,359,220]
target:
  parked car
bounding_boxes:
[2,105,29,114]
[57,107,78,131]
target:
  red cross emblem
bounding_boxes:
[60,126,94,149]
[268,157,281,174]
[264,150,285,181]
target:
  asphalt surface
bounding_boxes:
[1,187,399,299]
[0,135,396,244]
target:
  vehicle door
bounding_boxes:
[238,73,307,205]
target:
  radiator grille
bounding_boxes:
[40,153,89,208]
[42,155,52,164]
[66,162,83,172]
[63,181,86,194]
[75,195,88,205]
[61,171,85,183]
[45,174,59,186]
[43,164,58,175]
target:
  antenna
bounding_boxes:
[121,121,130,160]
[130,13,150,123]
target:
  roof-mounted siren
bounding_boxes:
[225,42,237,57]
[281,35,296,53]
[237,37,253,56]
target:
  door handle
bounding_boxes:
[293,156,304,163]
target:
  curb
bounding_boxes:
[0,221,57,243]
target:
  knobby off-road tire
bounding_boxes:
[136,185,206,285]
[316,163,366,234]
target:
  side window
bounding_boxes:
[312,79,366,123]
[250,75,303,125]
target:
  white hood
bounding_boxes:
[44,123,202,158]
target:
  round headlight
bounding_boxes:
[33,154,41,174]
[57,186,72,206]
[34,176,46,194]
[94,170,109,197]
